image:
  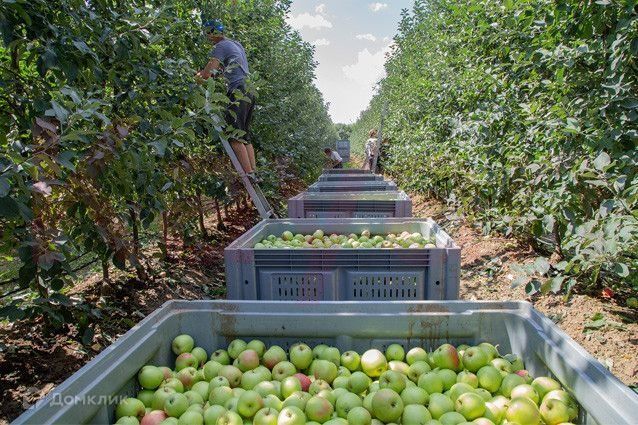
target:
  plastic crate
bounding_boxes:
[13,301,638,425]
[335,140,350,163]
[322,168,371,174]
[288,191,413,218]
[318,174,384,182]
[224,218,459,301]
[308,180,398,192]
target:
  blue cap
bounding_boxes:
[203,19,224,34]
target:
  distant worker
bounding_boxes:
[324,148,343,169]
[365,129,379,171]
[196,20,259,182]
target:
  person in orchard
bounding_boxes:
[324,147,343,169]
[365,129,379,170]
[196,20,260,182]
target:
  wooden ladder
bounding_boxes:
[220,138,278,220]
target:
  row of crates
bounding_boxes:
[225,168,461,302]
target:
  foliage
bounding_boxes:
[0,0,334,332]
[353,0,638,294]
[334,123,354,141]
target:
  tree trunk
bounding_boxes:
[196,190,208,238]
[102,259,110,281]
[128,206,147,281]
[214,198,226,230]
[162,211,170,260]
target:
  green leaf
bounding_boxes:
[593,151,611,171]
[613,263,629,277]
[533,257,550,275]
[0,177,10,197]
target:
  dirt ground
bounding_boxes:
[0,177,636,423]
[410,194,638,387]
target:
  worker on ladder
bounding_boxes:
[365,129,379,171]
[324,147,343,169]
[197,19,260,182]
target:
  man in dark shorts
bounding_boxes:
[196,20,258,180]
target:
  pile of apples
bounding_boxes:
[253,230,436,249]
[114,336,579,425]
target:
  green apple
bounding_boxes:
[164,393,189,418]
[474,388,492,402]
[332,376,349,389]
[177,367,199,389]
[539,397,570,425]
[177,410,203,425]
[454,392,485,420]
[162,377,184,393]
[388,360,410,375]
[254,381,279,398]
[191,347,208,367]
[184,390,205,406]
[313,229,324,239]
[262,346,287,369]
[263,394,283,411]
[305,395,334,423]
[253,407,278,425]
[290,343,313,370]
[231,387,245,399]
[187,404,204,414]
[418,372,444,394]
[510,384,539,404]
[499,374,527,398]
[211,350,231,365]
[506,397,541,425]
[379,370,406,394]
[515,369,533,384]
[335,392,363,418]
[216,411,243,425]
[319,346,341,366]
[490,358,512,376]
[371,389,404,423]
[312,359,338,383]
[331,387,349,401]
[448,383,474,402]
[152,387,176,410]
[237,390,264,418]
[483,399,507,424]
[360,349,388,377]
[438,369,458,391]
[139,366,165,390]
[438,411,466,425]
[477,343,499,361]
[191,382,210,401]
[340,351,361,371]
[348,371,371,394]
[137,389,155,408]
[543,390,578,420]
[317,389,336,405]
[237,349,260,372]
[347,406,372,425]
[404,347,427,365]
[472,418,495,425]
[531,377,561,400]
[210,376,231,389]
[362,392,375,413]
[116,398,146,420]
[172,335,195,355]
[272,361,297,381]
[401,404,432,424]
[309,379,331,395]
[430,344,460,371]
[278,406,306,425]
[428,393,454,419]
[455,371,478,388]
[407,361,431,382]
[283,391,311,410]
[281,376,302,399]
[476,366,502,393]
[227,340,248,360]
[240,369,264,390]
[401,386,429,405]
[218,365,242,388]
[223,396,238,412]
[245,340,265,357]
[114,417,139,425]
[385,344,405,362]
[337,366,351,377]
[461,347,489,373]
[204,405,226,425]
[175,353,199,371]
[209,386,234,406]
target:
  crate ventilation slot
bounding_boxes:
[273,274,323,300]
[351,274,422,300]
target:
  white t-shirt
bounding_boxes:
[365,138,378,156]
[330,151,343,162]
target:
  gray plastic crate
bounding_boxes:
[13,301,638,425]
[288,191,413,218]
[318,174,384,182]
[323,168,371,174]
[224,218,459,301]
[308,180,398,192]
[335,140,350,163]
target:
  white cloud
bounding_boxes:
[343,44,392,88]
[315,3,327,14]
[314,38,331,46]
[356,33,377,42]
[382,36,391,43]
[369,2,388,12]
[287,12,333,30]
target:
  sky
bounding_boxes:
[287,1,414,124]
